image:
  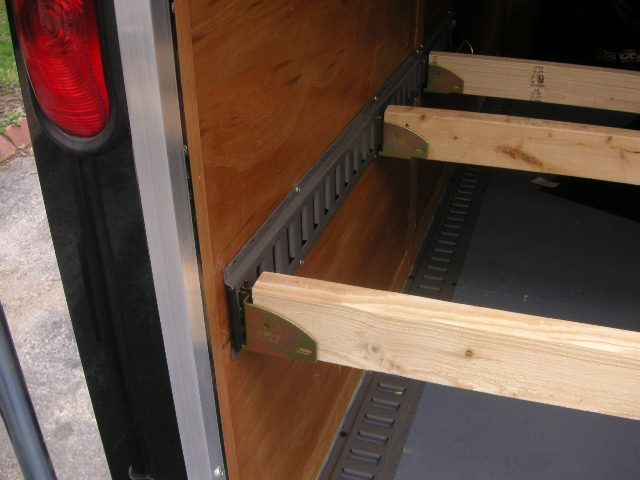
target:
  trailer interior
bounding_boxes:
[169,1,640,479]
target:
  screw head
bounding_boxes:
[294,186,301,194]
[213,465,225,478]
[299,258,305,265]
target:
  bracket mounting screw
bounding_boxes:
[213,465,225,478]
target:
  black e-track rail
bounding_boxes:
[224,20,454,354]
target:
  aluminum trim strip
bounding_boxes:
[112,1,225,479]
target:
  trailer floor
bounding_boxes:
[394,169,640,480]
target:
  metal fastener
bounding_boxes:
[213,465,225,478]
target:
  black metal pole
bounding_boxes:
[0,302,57,480]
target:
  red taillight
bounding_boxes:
[12,0,110,138]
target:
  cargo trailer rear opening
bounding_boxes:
[5,0,639,479]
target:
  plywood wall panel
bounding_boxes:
[173,1,442,478]
[189,0,418,264]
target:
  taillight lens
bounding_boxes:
[12,0,110,138]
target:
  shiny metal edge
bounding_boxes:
[112,1,225,479]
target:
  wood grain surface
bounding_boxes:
[386,106,640,185]
[173,1,437,478]
[253,273,640,421]
[428,51,640,113]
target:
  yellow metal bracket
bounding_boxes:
[426,64,464,94]
[380,122,430,160]
[244,299,317,363]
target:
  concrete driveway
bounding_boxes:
[0,155,110,479]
